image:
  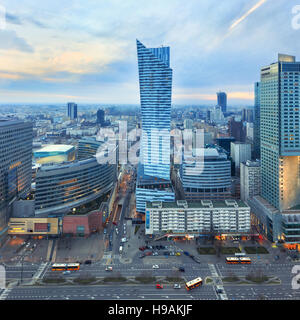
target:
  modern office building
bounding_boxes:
[230,142,251,171]
[0,119,33,242]
[34,145,76,164]
[35,157,116,215]
[135,39,175,213]
[67,102,78,120]
[253,82,261,159]
[249,54,300,245]
[77,137,103,160]
[209,105,225,125]
[96,109,105,125]
[217,92,227,113]
[145,199,250,236]
[240,160,261,202]
[180,148,232,201]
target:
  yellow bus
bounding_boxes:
[52,263,80,271]
[185,277,203,291]
[225,257,240,264]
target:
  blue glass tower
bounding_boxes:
[136,40,174,213]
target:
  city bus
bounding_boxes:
[225,257,240,264]
[52,263,80,271]
[185,277,203,291]
[239,257,252,264]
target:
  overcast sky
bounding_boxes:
[0,0,299,106]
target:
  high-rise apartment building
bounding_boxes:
[217,92,227,113]
[135,40,174,213]
[67,102,78,120]
[0,119,33,242]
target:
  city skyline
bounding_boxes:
[0,0,298,104]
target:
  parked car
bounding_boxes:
[178,267,185,272]
[152,264,159,269]
[105,266,113,271]
[84,260,92,265]
[145,251,152,256]
[170,252,175,256]
[152,251,158,256]
[173,284,181,289]
[63,271,71,275]
[139,246,146,251]
[156,284,163,289]
[163,251,169,256]
[175,252,181,256]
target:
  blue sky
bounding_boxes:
[0,0,299,105]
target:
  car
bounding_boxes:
[216,286,223,294]
[178,267,185,272]
[173,284,181,289]
[139,247,146,251]
[84,260,92,265]
[152,264,159,269]
[275,255,280,260]
[112,221,117,226]
[170,252,175,256]
[105,266,113,271]
[63,271,71,275]
[152,251,158,256]
[148,246,153,249]
[145,251,152,256]
[175,252,181,256]
[183,251,190,256]
[156,284,163,289]
[163,251,169,255]
[139,254,145,259]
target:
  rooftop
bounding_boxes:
[146,199,249,209]
[35,144,74,154]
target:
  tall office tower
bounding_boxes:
[261,54,300,212]
[136,40,174,213]
[67,102,78,120]
[0,119,33,242]
[248,54,300,244]
[217,92,227,113]
[240,160,261,202]
[253,82,261,159]
[96,109,105,125]
[180,148,232,201]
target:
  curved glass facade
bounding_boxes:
[181,149,231,200]
[35,158,115,215]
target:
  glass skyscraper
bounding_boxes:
[67,102,78,120]
[253,82,261,159]
[136,40,174,213]
[217,92,227,113]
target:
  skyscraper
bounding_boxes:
[253,82,261,159]
[136,39,174,213]
[67,102,78,120]
[261,54,300,212]
[0,119,33,242]
[217,92,227,113]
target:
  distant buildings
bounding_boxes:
[145,200,251,236]
[135,40,175,213]
[180,148,232,201]
[96,109,105,125]
[0,119,33,242]
[217,92,227,113]
[67,102,78,120]
[240,160,261,202]
[208,105,225,124]
[230,142,251,173]
[228,117,246,142]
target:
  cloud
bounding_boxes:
[0,30,34,52]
